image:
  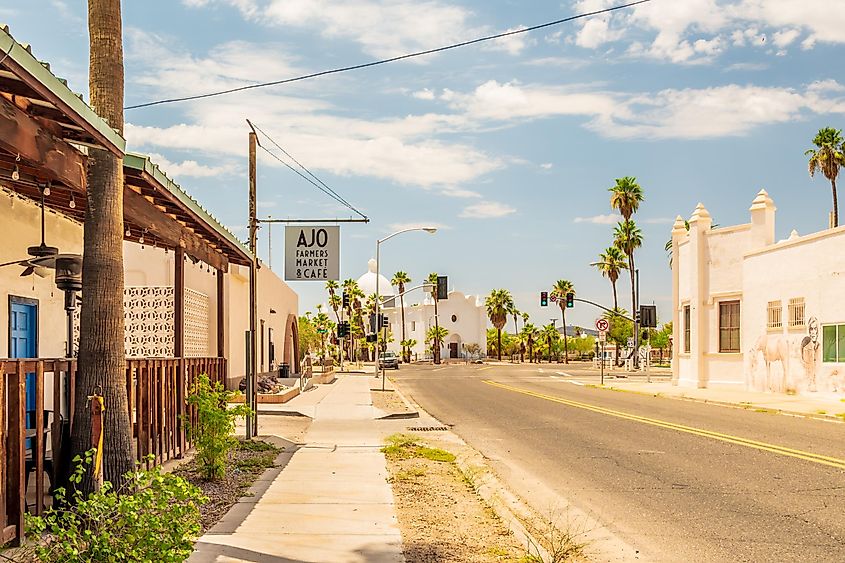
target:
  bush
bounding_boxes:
[22,451,206,562]
[186,374,251,480]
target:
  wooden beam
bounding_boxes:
[123,186,229,272]
[0,94,86,190]
[175,247,185,358]
[217,269,225,358]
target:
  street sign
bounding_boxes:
[595,318,609,332]
[284,226,340,281]
[627,337,635,348]
[598,330,607,343]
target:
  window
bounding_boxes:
[683,305,691,353]
[451,314,458,323]
[788,298,805,328]
[719,301,741,353]
[822,324,845,363]
[767,300,782,330]
[410,321,416,331]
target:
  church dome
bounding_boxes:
[356,258,395,297]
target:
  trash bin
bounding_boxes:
[280,363,290,378]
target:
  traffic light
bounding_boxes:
[366,334,377,343]
[639,305,657,328]
[337,321,349,338]
[634,309,641,324]
[437,276,448,300]
[540,291,548,306]
[369,314,378,333]
[565,292,574,308]
[342,292,350,308]
[381,314,389,329]
[642,329,650,341]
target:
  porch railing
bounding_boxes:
[0,356,226,546]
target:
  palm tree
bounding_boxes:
[806,127,845,227]
[341,279,360,360]
[326,280,340,321]
[522,323,539,363]
[400,338,417,361]
[426,325,449,362]
[609,176,644,221]
[392,271,412,363]
[314,311,331,360]
[485,289,513,361]
[72,0,134,493]
[426,272,444,363]
[540,323,559,363]
[508,303,521,361]
[594,246,628,310]
[550,280,575,364]
[614,220,643,323]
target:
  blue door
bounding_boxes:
[10,301,38,414]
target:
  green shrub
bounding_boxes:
[22,451,205,562]
[186,374,251,480]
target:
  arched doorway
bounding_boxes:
[283,314,300,374]
[448,333,462,359]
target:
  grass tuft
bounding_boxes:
[382,433,456,463]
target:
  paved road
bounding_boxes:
[392,363,845,562]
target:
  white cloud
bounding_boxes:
[540,163,554,170]
[574,213,622,224]
[488,26,531,55]
[570,0,845,63]
[644,217,675,225]
[146,153,237,178]
[440,187,481,198]
[412,89,436,101]
[125,31,503,189]
[459,201,516,219]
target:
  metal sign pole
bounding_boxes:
[601,341,605,386]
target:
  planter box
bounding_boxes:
[230,386,300,404]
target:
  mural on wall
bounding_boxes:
[746,316,841,394]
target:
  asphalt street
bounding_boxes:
[392,362,845,562]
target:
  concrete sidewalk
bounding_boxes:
[191,373,404,563]
[598,377,845,421]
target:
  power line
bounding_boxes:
[250,123,368,220]
[249,121,364,218]
[125,0,652,110]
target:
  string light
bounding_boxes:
[43,181,51,197]
[11,164,19,181]
[139,228,147,247]
[125,226,131,237]
[69,192,76,209]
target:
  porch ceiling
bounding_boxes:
[0,25,251,271]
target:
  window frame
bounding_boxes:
[718,300,741,353]
[822,323,845,363]
[683,304,691,353]
[766,300,782,330]
[788,297,805,328]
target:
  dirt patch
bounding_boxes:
[173,439,282,532]
[383,434,539,563]
[371,388,413,415]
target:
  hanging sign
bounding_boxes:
[284,226,340,281]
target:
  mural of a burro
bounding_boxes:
[745,316,844,394]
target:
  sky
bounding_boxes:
[4,0,845,330]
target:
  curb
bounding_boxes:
[376,378,420,420]
[596,384,845,424]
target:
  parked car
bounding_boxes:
[378,351,400,369]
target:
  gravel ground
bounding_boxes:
[174,440,281,532]
[383,435,538,563]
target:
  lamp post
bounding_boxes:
[375,227,437,388]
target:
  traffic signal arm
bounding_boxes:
[571,297,635,322]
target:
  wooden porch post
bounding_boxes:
[217,269,225,359]
[174,247,184,358]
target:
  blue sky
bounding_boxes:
[4,1,845,329]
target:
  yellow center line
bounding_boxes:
[483,380,845,471]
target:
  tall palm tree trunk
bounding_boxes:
[72,0,134,494]
[496,328,502,361]
[628,252,638,367]
[611,280,620,367]
[832,178,839,228]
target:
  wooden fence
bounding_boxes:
[0,356,225,546]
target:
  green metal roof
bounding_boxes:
[0,24,125,155]
[124,153,252,263]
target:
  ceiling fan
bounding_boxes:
[0,183,59,277]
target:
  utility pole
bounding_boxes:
[247,131,258,438]
[267,215,272,270]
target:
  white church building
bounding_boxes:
[356,260,487,360]
[671,189,845,397]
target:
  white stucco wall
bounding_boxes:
[0,188,83,358]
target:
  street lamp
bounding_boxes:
[376,227,437,386]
